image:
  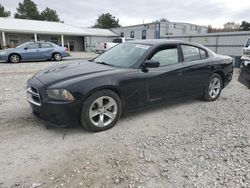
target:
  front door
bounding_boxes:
[21,43,40,60]
[138,44,185,106]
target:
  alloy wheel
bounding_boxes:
[89,96,118,127]
[208,77,221,98]
[54,53,62,61]
[10,54,20,63]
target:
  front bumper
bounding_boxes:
[27,77,82,127]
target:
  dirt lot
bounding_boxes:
[0,60,249,188]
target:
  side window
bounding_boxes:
[130,31,134,38]
[142,30,146,39]
[182,45,207,62]
[150,46,179,66]
[27,43,39,49]
[41,43,52,48]
[200,48,207,59]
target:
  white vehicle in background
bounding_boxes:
[94,37,135,53]
[242,38,250,60]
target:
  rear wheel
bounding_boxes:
[80,90,122,132]
[203,73,222,101]
[9,54,20,63]
[53,53,62,61]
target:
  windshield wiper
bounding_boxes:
[95,61,113,66]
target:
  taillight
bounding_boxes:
[104,43,107,49]
[65,47,68,51]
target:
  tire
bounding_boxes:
[80,89,122,132]
[53,53,62,61]
[9,54,20,63]
[203,73,223,101]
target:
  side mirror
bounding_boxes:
[143,60,160,68]
[24,47,28,50]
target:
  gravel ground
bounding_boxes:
[0,60,249,188]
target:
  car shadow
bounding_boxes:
[38,96,203,135]
[121,97,202,120]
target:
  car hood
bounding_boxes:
[0,48,15,53]
[34,61,119,86]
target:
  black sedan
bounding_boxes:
[238,61,250,89]
[27,40,233,132]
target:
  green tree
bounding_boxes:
[223,22,240,30]
[93,13,120,29]
[240,21,250,31]
[40,7,60,22]
[14,0,41,20]
[0,4,11,17]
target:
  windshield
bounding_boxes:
[94,43,151,68]
[245,39,250,48]
[16,42,30,48]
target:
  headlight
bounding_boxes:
[0,51,7,55]
[46,89,75,101]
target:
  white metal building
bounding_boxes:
[0,18,117,51]
[111,20,208,40]
[163,31,250,56]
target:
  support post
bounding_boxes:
[2,31,6,48]
[34,33,37,42]
[61,34,64,47]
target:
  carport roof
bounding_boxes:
[0,18,117,37]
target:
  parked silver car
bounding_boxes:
[0,41,70,63]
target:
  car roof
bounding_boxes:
[129,39,216,56]
[130,39,202,47]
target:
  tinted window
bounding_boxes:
[41,43,52,48]
[112,38,123,43]
[150,46,179,66]
[182,45,207,62]
[27,43,39,49]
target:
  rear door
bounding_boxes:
[39,43,54,59]
[138,44,185,106]
[180,44,212,96]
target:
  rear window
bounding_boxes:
[112,38,123,43]
[182,45,207,62]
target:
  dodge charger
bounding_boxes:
[27,40,233,132]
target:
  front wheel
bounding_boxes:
[80,90,122,132]
[9,54,20,63]
[203,73,223,101]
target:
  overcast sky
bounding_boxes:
[1,0,250,28]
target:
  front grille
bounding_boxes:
[27,85,41,106]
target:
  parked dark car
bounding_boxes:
[27,40,233,132]
[238,61,250,89]
[0,41,69,63]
